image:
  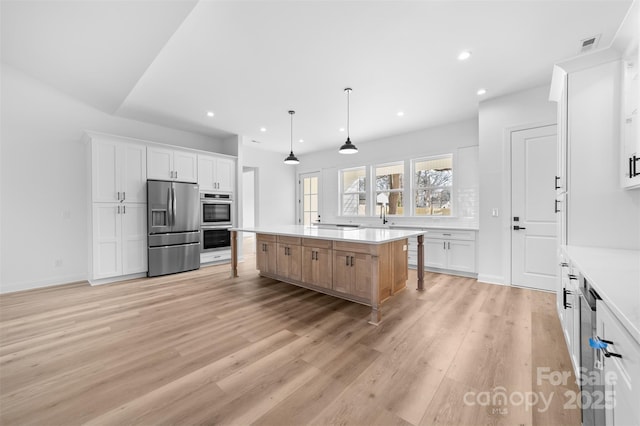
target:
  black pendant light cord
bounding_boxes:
[346,88,351,140]
[290,110,294,152]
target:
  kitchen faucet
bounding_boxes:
[376,193,389,225]
[380,203,388,225]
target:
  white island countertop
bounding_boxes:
[562,245,640,343]
[232,225,425,244]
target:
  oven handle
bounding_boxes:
[200,200,233,204]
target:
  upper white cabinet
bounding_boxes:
[198,154,235,192]
[621,46,639,189]
[147,146,198,183]
[91,136,147,203]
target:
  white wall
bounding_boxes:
[477,85,556,285]
[297,118,479,228]
[0,64,228,293]
[241,145,296,228]
[567,60,640,249]
[242,168,255,228]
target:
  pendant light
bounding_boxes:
[284,110,300,165]
[339,87,358,154]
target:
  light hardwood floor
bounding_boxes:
[0,251,580,425]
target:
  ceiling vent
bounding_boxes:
[580,34,601,53]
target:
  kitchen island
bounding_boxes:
[230,225,425,325]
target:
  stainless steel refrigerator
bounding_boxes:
[147,180,200,277]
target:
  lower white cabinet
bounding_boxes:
[91,203,147,281]
[408,229,476,275]
[425,238,475,273]
[558,259,581,375]
[597,300,640,426]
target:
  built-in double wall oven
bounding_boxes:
[200,192,233,253]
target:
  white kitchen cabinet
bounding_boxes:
[557,258,581,377]
[90,135,147,203]
[424,230,476,274]
[147,146,197,183]
[424,239,447,269]
[597,300,640,426]
[197,154,235,192]
[91,203,147,280]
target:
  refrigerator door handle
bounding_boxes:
[167,186,173,226]
[172,187,177,227]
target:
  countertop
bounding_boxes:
[232,225,425,244]
[562,245,640,343]
[313,222,479,231]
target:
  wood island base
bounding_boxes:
[230,227,425,324]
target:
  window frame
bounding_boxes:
[336,153,455,219]
[373,161,405,217]
[339,166,368,217]
[411,154,454,217]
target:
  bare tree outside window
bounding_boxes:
[375,163,404,216]
[414,155,453,216]
[341,167,367,216]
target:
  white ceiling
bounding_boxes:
[1,1,633,155]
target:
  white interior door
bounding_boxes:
[299,172,321,225]
[511,125,558,291]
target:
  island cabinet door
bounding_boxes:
[332,250,372,301]
[276,243,302,281]
[302,246,332,289]
[256,237,277,275]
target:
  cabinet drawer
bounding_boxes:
[277,236,301,245]
[425,230,475,241]
[302,238,332,249]
[333,241,376,254]
[257,234,277,243]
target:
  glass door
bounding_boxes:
[299,172,321,225]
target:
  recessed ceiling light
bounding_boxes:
[339,128,345,132]
[458,50,472,61]
[260,127,267,132]
[397,111,404,117]
[206,111,214,117]
[477,88,487,95]
[299,139,304,143]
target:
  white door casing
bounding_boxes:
[511,125,558,291]
[299,172,321,225]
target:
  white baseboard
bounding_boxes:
[89,272,147,286]
[477,274,506,286]
[0,273,87,294]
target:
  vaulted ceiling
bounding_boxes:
[1,1,633,154]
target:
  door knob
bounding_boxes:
[513,225,526,230]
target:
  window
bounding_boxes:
[375,162,404,216]
[413,155,453,216]
[340,167,366,216]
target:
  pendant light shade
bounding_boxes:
[339,88,358,154]
[284,110,300,165]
